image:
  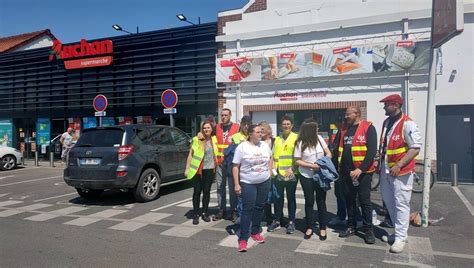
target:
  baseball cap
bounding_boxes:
[240,115,252,125]
[379,94,403,105]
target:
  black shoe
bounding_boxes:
[231,210,239,223]
[212,210,224,221]
[319,230,327,241]
[380,218,394,228]
[304,229,314,240]
[192,214,199,225]
[339,227,356,238]
[202,213,211,222]
[364,229,375,244]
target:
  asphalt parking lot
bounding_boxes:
[0,164,473,267]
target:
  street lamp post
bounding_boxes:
[176,14,200,25]
[112,24,138,34]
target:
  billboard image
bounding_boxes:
[0,119,13,147]
[216,41,430,83]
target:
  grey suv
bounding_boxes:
[64,125,190,202]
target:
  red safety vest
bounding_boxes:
[215,123,239,164]
[380,114,416,176]
[338,120,375,173]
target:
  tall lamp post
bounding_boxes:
[112,24,139,34]
[176,14,200,25]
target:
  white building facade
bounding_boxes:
[216,0,474,181]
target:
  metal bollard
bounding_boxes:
[34,151,39,166]
[451,163,458,186]
[50,151,55,167]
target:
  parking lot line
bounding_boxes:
[0,176,62,187]
[0,203,53,217]
[34,192,77,202]
[25,206,89,222]
[452,186,474,216]
[63,209,127,226]
[0,200,23,207]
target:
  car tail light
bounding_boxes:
[118,145,134,161]
[116,171,128,177]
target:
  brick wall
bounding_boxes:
[217,14,242,35]
[244,0,267,13]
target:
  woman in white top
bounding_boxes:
[232,124,273,252]
[294,119,332,240]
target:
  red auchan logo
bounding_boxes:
[49,39,113,69]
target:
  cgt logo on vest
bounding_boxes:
[49,39,113,70]
[356,135,366,143]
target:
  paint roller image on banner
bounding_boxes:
[216,41,430,83]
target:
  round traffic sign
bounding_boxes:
[161,89,178,109]
[93,95,108,112]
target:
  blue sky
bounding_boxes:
[0,0,248,42]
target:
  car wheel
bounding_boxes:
[1,155,17,171]
[76,188,104,199]
[134,168,161,202]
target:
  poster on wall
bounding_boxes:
[118,116,134,125]
[0,119,13,147]
[36,118,51,145]
[136,116,153,124]
[83,117,97,129]
[68,117,81,142]
[216,41,430,83]
[101,117,115,127]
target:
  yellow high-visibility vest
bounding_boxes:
[187,136,218,179]
[231,132,247,145]
[273,132,298,176]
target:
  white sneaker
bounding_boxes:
[328,217,346,225]
[390,238,407,253]
[381,234,395,244]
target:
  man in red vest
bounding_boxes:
[378,94,422,253]
[337,106,377,244]
[213,108,240,221]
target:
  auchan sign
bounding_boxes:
[49,39,113,69]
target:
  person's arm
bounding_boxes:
[232,163,241,195]
[59,134,64,145]
[319,136,332,158]
[184,147,194,177]
[390,121,422,176]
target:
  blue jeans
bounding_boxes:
[239,179,271,242]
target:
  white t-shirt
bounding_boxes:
[61,132,73,147]
[293,135,328,178]
[233,141,272,184]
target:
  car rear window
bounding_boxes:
[75,129,124,147]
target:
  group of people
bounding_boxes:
[184,94,422,254]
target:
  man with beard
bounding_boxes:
[378,94,422,253]
[337,106,377,244]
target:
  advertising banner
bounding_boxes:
[68,117,81,142]
[101,117,115,127]
[118,116,133,125]
[0,119,13,147]
[137,116,153,124]
[216,41,430,83]
[83,117,97,129]
[36,118,51,145]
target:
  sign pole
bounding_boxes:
[169,114,174,127]
[99,116,103,127]
[421,47,437,227]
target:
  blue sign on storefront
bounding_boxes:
[36,118,51,145]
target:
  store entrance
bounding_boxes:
[277,109,346,138]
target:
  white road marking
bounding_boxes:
[383,236,435,267]
[0,175,15,180]
[0,203,52,217]
[0,200,23,207]
[295,239,342,256]
[63,209,127,226]
[452,186,474,216]
[161,226,202,238]
[0,193,10,198]
[108,212,172,231]
[34,192,77,202]
[9,195,30,200]
[219,228,269,248]
[25,206,88,222]
[0,176,62,187]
